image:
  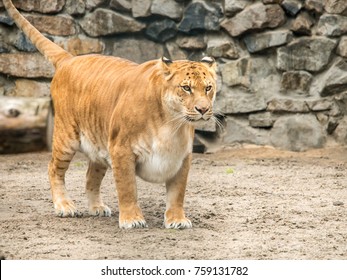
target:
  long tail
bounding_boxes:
[3,0,73,67]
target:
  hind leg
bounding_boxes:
[86,161,111,217]
[48,124,80,217]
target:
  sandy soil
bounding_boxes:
[0,146,346,260]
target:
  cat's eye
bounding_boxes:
[206,86,212,92]
[182,85,191,92]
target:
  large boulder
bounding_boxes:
[317,14,347,37]
[12,0,65,13]
[145,19,177,43]
[151,0,183,20]
[26,14,76,36]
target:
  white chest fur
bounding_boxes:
[134,126,192,184]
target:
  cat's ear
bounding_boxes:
[201,56,216,68]
[160,56,174,79]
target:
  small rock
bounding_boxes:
[60,36,105,55]
[333,116,347,145]
[178,2,222,33]
[13,79,51,97]
[337,36,347,57]
[132,0,151,18]
[206,34,239,59]
[26,14,76,36]
[221,3,286,37]
[165,42,187,60]
[290,12,314,35]
[110,0,132,12]
[113,38,164,63]
[324,0,347,15]
[304,0,324,14]
[249,112,274,128]
[244,30,292,53]
[270,115,326,151]
[280,71,312,95]
[317,14,347,37]
[333,201,344,206]
[13,32,37,52]
[0,53,55,78]
[176,35,206,50]
[151,0,183,20]
[80,8,145,37]
[65,0,86,15]
[277,37,337,72]
[145,19,177,43]
[281,0,302,16]
[311,58,347,97]
[306,99,333,112]
[0,13,14,26]
[267,98,310,113]
[12,0,65,13]
[224,0,250,17]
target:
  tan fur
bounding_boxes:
[4,0,217,229]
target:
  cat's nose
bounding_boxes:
[194,105,209,115]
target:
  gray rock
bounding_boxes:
[249,112,274,128]
[0,13,14,26]
[0,42,10,53]
[221,57,251,88]
[304,0,324,14]
[113,38,164,63]
[223,117,270,145]
[277,37,337,72]
[65,0,86,15]
[317,14,347,37]
[216,91,267,114]
[221,56,281,97]
[12,0,65,13]
[0,53,55,78]
[132,0,151,18]
[221,3,286,37]
[80,8,145,37]
[206,34,239,59]
[311,58,347,97]
[165,42,187,60]
[110,0,132,12]
[281,0,302,16]
[86,0,106,10]
[337,36,347,57]
[25,14,76,36]
[225,0,250,17]
[280,71,312,95]
[270,115,326,151]
[333,116,347,144]
[176,35,206,50]
[244,30,292,53]
[145,19,177,43]
[306,99,334,111]
[151,0,183,20]
[13,32,37,52]
[290,12,314,35]
[267,98,310,112]
[324,0,347,15]
[178,2,222,33]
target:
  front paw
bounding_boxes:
[165,217,192,229]
[54,199,82,217]
[119,206,147,229]
[165,209,192,229]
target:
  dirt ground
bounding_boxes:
[0,145,346,260]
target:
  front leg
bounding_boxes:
[110,145,147,229]
[165,153,193,229]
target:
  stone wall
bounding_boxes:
[0,0,347,152]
